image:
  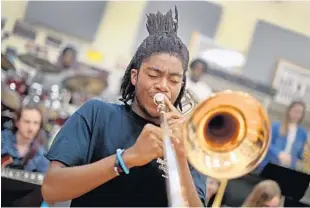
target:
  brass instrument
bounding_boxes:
[155,89,271,207]
[154,93,189,207]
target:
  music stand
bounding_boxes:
[260,163,310,201]
[1,177,43,206]
[222,173,263,207]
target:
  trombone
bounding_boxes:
[154,93,189,207]
[154,89,271,207]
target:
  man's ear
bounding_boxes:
[131,69,138,86]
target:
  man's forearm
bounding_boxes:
[178,157,204,207]
[42,152,135,204]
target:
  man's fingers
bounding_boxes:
[164,96,179,113]
[166,111,182,122]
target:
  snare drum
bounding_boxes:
[5,70,28,96]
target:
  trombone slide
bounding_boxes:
[155,93,188,207]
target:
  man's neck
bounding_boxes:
[131,100,160,125]
[15,132,32,147]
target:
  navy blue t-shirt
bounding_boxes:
[46,99,206,207]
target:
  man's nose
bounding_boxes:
[155,78,169,92]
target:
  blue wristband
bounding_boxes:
[116,149,130,174]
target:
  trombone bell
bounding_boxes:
[183,90,271,180]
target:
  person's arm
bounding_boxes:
[42,100,170,205]
[297,129,308,160]
[291,128,308,169]
[42,100,114,204]
[269,122,282,158]
[35,151,50,173]
[42,151,135,204]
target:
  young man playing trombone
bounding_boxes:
[42,7,206,207]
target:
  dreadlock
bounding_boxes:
[120,6,189,110]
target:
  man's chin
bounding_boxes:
[147,108,160,118]
[143,106,161,119]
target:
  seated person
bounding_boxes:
[205,177,220,207]
[1,104,49,173]
[257,100,308,172]
[56,46,78,69]
[186,59,212,100]
[242,180,282,207]
[297,138,310,174]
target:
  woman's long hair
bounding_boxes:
[242,180,281,207]
[280,100,306,136]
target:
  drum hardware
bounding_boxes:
[62,72,108,105]
[1,167,44,185]
[40,85,71,126]
[22,82,44,108]
[1,84,22,111]
[62,72,108,95]
[1,85,20,131]
[4,69,29,96]
[154,89,271,207]
[1,53,15,71]
[18,53,63,73]
[1,106,16,131]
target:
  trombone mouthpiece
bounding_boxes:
[154,93,165,105]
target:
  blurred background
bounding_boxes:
[1,0,310,207]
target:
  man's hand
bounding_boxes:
[163,96,187,159]
[124,124,163,167]
[278,152,292,166]
[124,123,178,167]
[124,96,187,167]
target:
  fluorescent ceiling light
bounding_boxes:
[201,49,245,69]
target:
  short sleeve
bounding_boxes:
[189,165,207,206]
[46,100,98,167]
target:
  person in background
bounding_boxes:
[255,100,308,173]
[102,55,129,100]
[57,46,78,69]
[242,180,282,207]
[205,177,220,207]
[186,58,212,100]
[269,100,308,169]
[1,104,49,173]
[297,136,310,173]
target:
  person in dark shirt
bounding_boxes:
[57,46,78,69]
[1,104,49,172]
[42,7,206,207]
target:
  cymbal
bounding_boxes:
[1,54,15,71]
[62,73,107,95]
[1,85,21,111]
[18,54,63,73]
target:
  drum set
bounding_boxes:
[1,53,108,147]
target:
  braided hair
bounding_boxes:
[120,7,189,110]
